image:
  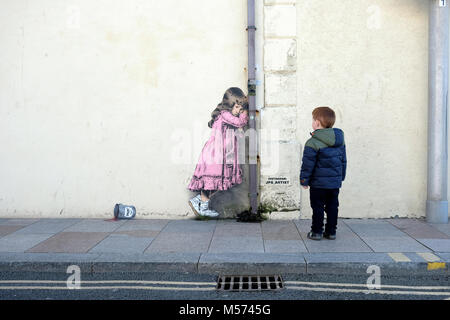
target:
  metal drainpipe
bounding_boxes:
[247,0,258,215]
[427,0,449,224]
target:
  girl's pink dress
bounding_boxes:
[188,110,249,191]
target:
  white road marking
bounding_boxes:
[417,252,441,262]
[2,280,448,290]
[286,286,450,297]
[0,280,215,286]
[388,252,411,262]
[0,286,216,291]
[1,279,448,296]
[285,281,450,290]
[0,279,217,291]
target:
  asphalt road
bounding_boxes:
[0,271,449,301]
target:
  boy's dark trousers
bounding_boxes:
[309,187,340,235]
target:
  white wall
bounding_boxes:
[1,0,447,220]
[0,0,248,218]
[296,0,429,218]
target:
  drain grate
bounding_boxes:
[216,275,284,292]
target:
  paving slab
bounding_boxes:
[0,218,448,276]
[415,239,450,252]
[343,219,408,238]
[208,236,264,253]
[294,218,350,234]
[93,252,200,273]
[0,233,54,252]
[145,231,214,253]
[261,221,302,240]
[360,236,432,253]
[294,219,374,253]
[0,225,26,238]
[303,236,373,253]
[113,230,160,238]
[12,219,81,235]
[429,223,450,236]
[114,219,169,232]
[198,253,307,275]
[64,219,126,233]
[0,219,41,226]
[161,219,217,233]
[388,219,449,239]
[27,232,109,253]
[264,240,308,253]
[89,234,155,254]
[213,220,262,237]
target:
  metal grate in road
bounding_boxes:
[216,275,284,292]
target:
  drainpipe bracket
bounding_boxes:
[248,79,261,85]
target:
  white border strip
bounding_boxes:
[285,281,450,290]
[417,252,441,262]
[0,280,215,286]
[286,286,450,296]
[388,253,411,262]
[0,286,215,291]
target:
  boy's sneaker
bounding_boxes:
[323,232,336,240]
[307,231,322,241]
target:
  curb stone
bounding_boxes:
[0,252,447,276]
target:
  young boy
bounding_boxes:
[300,106,346,240]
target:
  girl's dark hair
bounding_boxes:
[208,87,249,128]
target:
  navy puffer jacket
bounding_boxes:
[300,128,346,189]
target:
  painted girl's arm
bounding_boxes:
[220,110,248,128]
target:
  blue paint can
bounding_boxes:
[114,204,136,219]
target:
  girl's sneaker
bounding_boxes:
[199,200,219,218]
[188,195,202,216]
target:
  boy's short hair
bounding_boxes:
[312,106,336,128]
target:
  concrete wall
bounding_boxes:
[0,0,248,218]
[260,0,431,219]
[297,0,429,219]
[259,0,301,217]
[0,0,446,220]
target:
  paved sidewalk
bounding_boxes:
[0,218,449,276]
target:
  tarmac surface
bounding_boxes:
[0,217,449,276]
[0,271,449,300]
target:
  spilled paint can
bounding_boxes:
[114,204,136,219]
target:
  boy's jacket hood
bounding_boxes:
[310,128,344,147]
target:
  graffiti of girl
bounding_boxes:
[187,87,249,217]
